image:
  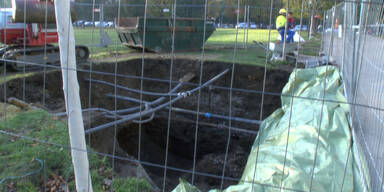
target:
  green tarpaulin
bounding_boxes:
[172,66,369,192]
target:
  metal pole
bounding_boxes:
[352,0,366,99]
[341,2,347,73]
[282,0,289,60]
[351,25,357,98]
[246,5,250,48]
[353,0,371,103]
[243,5,247,48]
[85,68,230,134]
[308,4,311,39]
[349,2,357,98]
[99,3,105,47]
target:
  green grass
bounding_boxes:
[3,27,321,65]
[74,28,321,67]
[74,28,134,58]
[207,29,279,45]
[0,110,151,192]
[2,27,322,67]
[73,28,277,66]
[300,34,322,56]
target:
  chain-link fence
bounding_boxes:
[4,0,370,191]
[71,2,312,53]
[323,1,384,191]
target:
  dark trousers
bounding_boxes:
[278,29,295,43]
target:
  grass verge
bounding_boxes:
[75,28,321,68]
[0,109,152,192]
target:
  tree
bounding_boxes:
[204,0,282,25]
[112,0,207,18]
[72,0,284,21]
[2,0,11,8]
[307,0,341,36]
[282,0,339,36]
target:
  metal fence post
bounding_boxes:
[320,11,326,54]
[246,5,250,48]
[341,2,347,73]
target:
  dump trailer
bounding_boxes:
[115,17,216,53]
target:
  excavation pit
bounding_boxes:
[0,58,290,191]
[117,115,256,191]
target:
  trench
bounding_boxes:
[0,58,290,191]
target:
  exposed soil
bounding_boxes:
[0,59,290,191]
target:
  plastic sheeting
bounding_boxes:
[172,66,369,192]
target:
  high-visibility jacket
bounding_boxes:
[276,15,286,30]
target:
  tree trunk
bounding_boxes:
[309,0,318,39]
[310,13,316,38]
[12,0,76,23]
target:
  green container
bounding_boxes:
[115,17,216,53]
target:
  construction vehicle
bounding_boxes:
[0,0,89,71]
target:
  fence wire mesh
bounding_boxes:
[1,0,381,191]
[322,0,384,191]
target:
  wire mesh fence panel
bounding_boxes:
[2,0,380,192]
[322,1,384,191]
[71,2,316,61]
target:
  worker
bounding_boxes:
[288,12,295,29]
[276,9,295,43]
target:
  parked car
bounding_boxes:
[294,25,308,31]
[106,21,114,28]
[236,22,258,29]
[222,24,231,28]
[236,22,247,29]
[95,21,108,27]
[84,21,94,27]
[73,20,85,27]
[250,22,258,29]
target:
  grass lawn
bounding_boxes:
[74,28,134,58]
[74,28,280,66]
[74,27,321,67]
[299,33,322,56]
[0,28,322,67]
[0,109,152,192]
[74,28,280,48]
[207,28,279,45]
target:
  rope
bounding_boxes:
[0,158,43,184]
